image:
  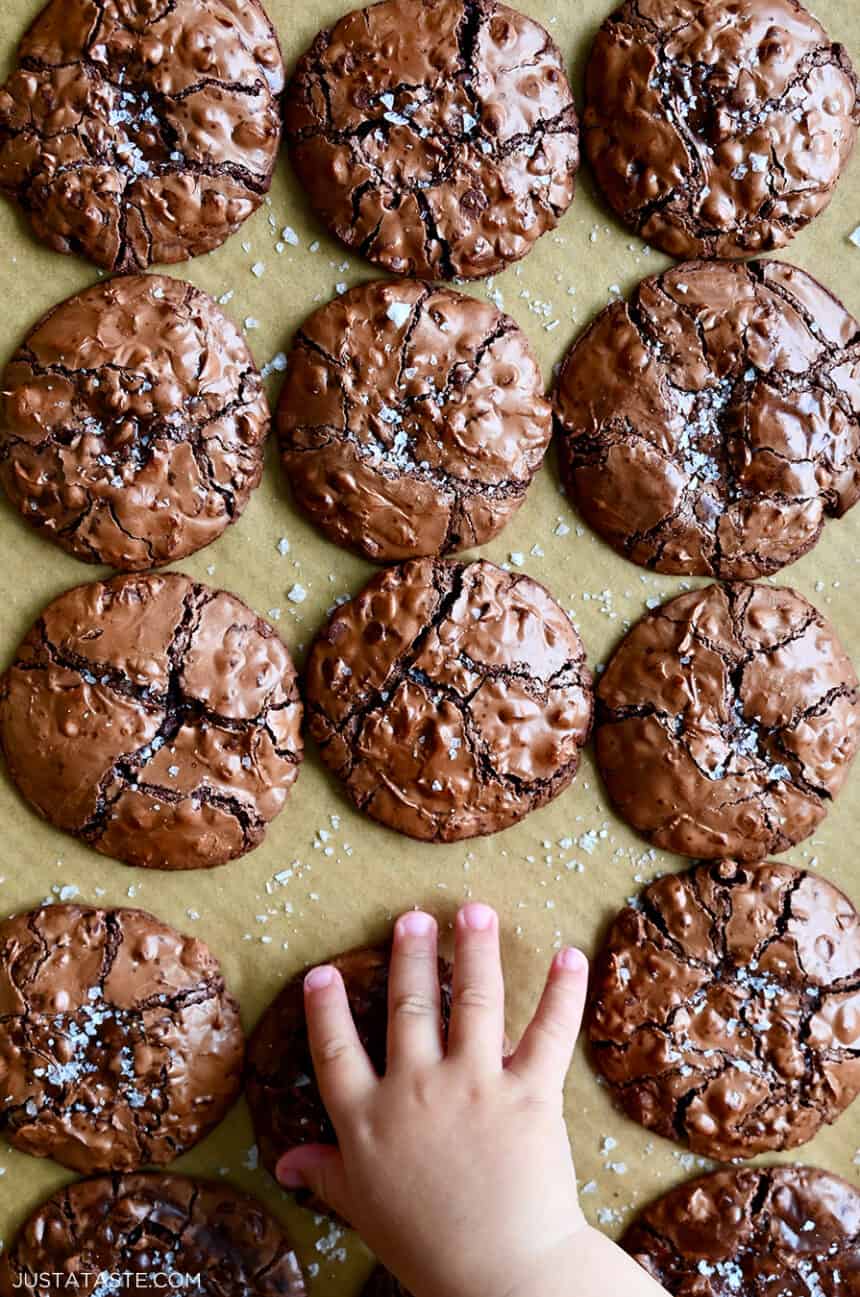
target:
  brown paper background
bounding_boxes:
[0,0,858,1287]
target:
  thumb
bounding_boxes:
[275,1143,353,1222]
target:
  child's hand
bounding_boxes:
[276,903,665,1297]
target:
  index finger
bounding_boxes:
[304,965,377,1126]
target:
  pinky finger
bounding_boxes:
[506,947,588,1092]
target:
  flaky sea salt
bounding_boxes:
[386,301,411,328]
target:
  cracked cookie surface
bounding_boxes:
[0,905,243,1174]
[304,558,593,842]
[623,1165,860,1294]
[584,0,859,259]
[588,861,860,1161]
[554,260,860,580]
[594,582,859,860]
[285,0,579,280]
[0,571,303,870]
[277,279,552,562]
[0,0,284,271]
[247,944,453,1184]
[0,1173,306,1297]
[1,275,269,571]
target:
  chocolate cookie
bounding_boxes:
[554,260,860,579]
[584,0,860,259]
[363,1269,408,1297]
[0,0,284,271]
[1,276,269,571]
[247,943,453,1179]
[588,860,860,1161]
[0,905,243,1173]
[286,0,578,280]
[0,572,303,870]
[623,1166,860,1295]
[595,582,858,860]
[277,280,552,562]
[304,559,593,841]
[0,1174,306,1297]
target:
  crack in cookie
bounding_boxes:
[0,0,284,270]
[0,572,303,870]
[594,582,859,860]
[285,0,578,279]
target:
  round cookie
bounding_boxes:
[594,582,858,860]
[0,572,303,870]
[1,276,269,571]
[304,559,593,842]
[0,905,244,1173]
[623,1166,860,1295]
[278,280,553,562]
[285,0,579,280]
[554,260,860,580]
[0,1174,306,1297]
[363,1269,409,1297]
[0,0,284,272]
[247,944,453,1180]
[588,860,860,1161]
[583,0,859,259]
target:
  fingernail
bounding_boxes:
[398,910,434,937]
[557,946,587,974]
[276,1164,307,1189]
[304,965,335,991]
[460,902,495,932]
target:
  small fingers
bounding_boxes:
[507,947,588,1091]
[304,965,377,1126]
[387,911,444,1069]
[276,1144,353,1223]
[447,903,505,1070]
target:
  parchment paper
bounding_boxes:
[0,0,857,1288]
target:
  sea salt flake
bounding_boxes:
[386,301,412,328]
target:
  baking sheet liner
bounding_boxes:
[0,0,858,1287]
